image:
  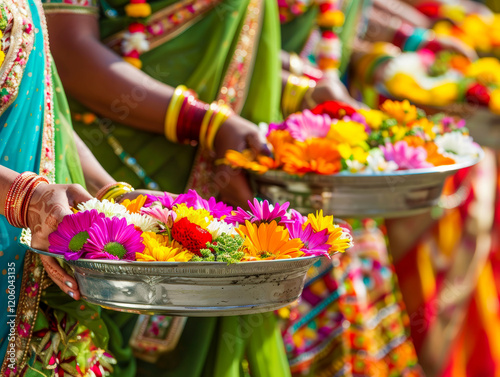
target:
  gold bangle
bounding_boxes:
[206,104,232,151]
[165,85,187,143]
[282,75,315,117]
[199,103,217,149]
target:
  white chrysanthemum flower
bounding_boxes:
[365,149,399,174]
[77,198,129,218]
[434,132,480,161]
[345,159,365,173]
[383,53,462,90]
[124,213,160,233]
[121,32,150,55]
[207,220,237,239]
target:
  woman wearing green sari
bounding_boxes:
[41,0,342,375]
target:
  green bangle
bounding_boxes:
[403,28,430,52]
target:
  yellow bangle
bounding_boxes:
[206,104,232,151]
[99,182,134,201]
[165,85,187,143]
[282,75,315,117]
[199,103,217,149]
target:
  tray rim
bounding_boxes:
[30,248,321,266]
[251,150,483,183]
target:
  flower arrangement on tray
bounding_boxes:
[415,2,500,57]
[223,99,481,176]
[383,50,500,114]
[48,190,352,263]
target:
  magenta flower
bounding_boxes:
[84,217,144,260]
[283,109,332,142]
[141,206,177,227]
[286,209,307,225]
[286,222,330,257]
[225,199,290,224]
[379,141,433,170]
[267,121,288,137]
[48,210,105,260]
[174,190,233,219]
[144,192,176,209]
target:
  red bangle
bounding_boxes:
[95,182,119,200]
[21,178,49,228]
[392,23,414,49]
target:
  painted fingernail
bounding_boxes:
[65,281,73,288]
[68,291,74,298]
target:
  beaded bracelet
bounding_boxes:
[5,172,49,228]
[96,182,134,201]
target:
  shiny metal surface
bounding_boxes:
[31,249,319,316]
[250,153,483,218]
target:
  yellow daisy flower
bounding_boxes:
[305,210,352,253]
[173,203,213,229]
[358,109,387,130]
[236,221,304,260]
[327,120,368,146]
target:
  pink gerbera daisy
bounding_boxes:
[380,141,433,170]
[283,109,332,142]
[144,192,176,209]
[48,210,104,260]
[141,206,177,227]
[225,199,290,225]
[286,222,331,257]
[85,217,144,260]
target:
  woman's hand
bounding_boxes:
[28,183,92,300]
[302,73,364,110]
[213,115,268,208]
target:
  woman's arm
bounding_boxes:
[74,131,116,196]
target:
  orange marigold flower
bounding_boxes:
[236,220,304,260]
[380,99,418,124]
[424,142,456,166]
[403,135,425,148]
[223,150,269,174]
[281,138,342,175]
[121,194,148,214]
[268,130,293,166]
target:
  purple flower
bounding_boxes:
[380,141,433,170]
[286,222,330,257]
[283,110,332,142]
[225,199,290,224]
[144,193,176,209]
[48,210,105,260]
[84,217,144,260]
[173,190,233,219]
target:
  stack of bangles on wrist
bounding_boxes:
[164,85,233,151]
[5,172,49,228]
[356,42,399,85]
[95,182,134,202]
[282,74,317,117]
[392,24,437,52]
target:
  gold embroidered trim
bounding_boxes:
[43,4,99,16]
[0,0,35,117]
[104,0,220,54]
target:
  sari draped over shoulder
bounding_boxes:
[0,1,132,376]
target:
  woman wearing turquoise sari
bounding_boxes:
[0,0,158,375]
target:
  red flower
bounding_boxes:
[311,101,356,119]
[466,83,491,106]
[171,218,212,256]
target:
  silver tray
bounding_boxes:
[250,153,483,218]
[464,108,500,150]
[32,249,319,316]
